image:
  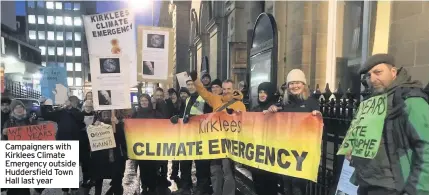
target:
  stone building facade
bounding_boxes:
[163,1,429,91]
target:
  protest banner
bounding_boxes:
[337,94,387,159]
[87,123,116,152]
[124,112,323,181]
[1,66,5,93]
[40,66,68,105]
[83,9,135,110]
[137,26,174,84]
[176,72,190,88]
[6,122,56,140]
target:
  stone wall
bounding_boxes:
[388,1,429,85]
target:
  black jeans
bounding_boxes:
[179,160,193,190]
[138,160,158,192]
[252,168,279,195]
[357,186,399,195]
[195,160,211,192]
[283,176,307,195]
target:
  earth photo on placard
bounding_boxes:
[100,58,121,74]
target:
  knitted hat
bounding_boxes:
[211,79,222,87]
[286,69,307,84]
[10,100,25,110]
[359,53,395,74]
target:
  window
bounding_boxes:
[65,3,72,10]
[55,2,62,9]
[47,16,54,24]
[67,77,74,86]
[38,31,45,40]
[75,63,82,71]
[73,17,82,26]
[58,63,65,68]
[47,31,55,40]
[66,47,73,56]
[66,32,73,40]
[75,77,82,86]
[74,32,81,41]
[41,62,46,67]
[39,46,46,55]
[37,15,45,24]
[56,32,63,40]
[46,1,54,9]
[37,1,44,8]
[57,47,64,56]
[66,63,73,71]
[48,47,55,55]
[75,48,81,56]
[55,16,63,25]
[28,1,35,8]
[29,30,36,40]
[28,15,36,24]
[64,17,72,26]
[73,3,80,10]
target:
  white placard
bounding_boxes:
[83,9,137,87]
[0,141,80,188]
[87,123,116,152]
[335,159,358,195]
[176,72,191,88]
[140,29,170,80]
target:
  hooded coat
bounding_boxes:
[251,82,277,112]
[351,68,429,195]
[132,94,167,119]
[194,79,246,112]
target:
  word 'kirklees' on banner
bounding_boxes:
[0,141,80,188]
[6,122,56,140]
[124,112,323,182]
[87,123,116,152]
[83,8,137,87]
[337,94,387,159]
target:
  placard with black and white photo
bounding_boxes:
[140,29,170,81]
[90,55,131,110]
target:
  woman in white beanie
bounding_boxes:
[267,69,321,194]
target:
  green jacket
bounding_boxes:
[351,68,429,195]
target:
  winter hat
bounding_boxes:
[179,87,190,96]
[286,69,307,85]
[211,79,222,88]
[359,53,395,74]
[10,100,25,110]
[201,73,211,81]
[257,82,276,104]
[1,96,11,104]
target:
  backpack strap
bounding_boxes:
[215,99,238,112]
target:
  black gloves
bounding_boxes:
[183,115,190,124]
[226,108,234,114]
[170,115,179,124]
[190,71,198,81]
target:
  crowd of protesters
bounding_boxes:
[1,53,429,195]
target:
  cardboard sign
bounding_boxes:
[6,122,56,140]
[87,123,116,152]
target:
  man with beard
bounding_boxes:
[1,96,11,138]
[348,54,429,195]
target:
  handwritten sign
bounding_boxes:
[6,122,56,140]
[87,123,116,152]
[41,66,68,104]
[337,94,387,159]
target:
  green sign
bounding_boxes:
[337,93,387,159]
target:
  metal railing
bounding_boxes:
[235,82,429,195]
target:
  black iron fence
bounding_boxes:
[3,79,41,99]
[235,82,429,195]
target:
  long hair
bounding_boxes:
[283,84,310,105]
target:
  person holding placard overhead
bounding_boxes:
[343,54,429,195]
[267,69,321,195]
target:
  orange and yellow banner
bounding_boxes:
[124,112,323,181]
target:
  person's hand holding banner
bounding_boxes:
[170,115,179,124]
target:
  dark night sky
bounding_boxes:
[15,1,161,26]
